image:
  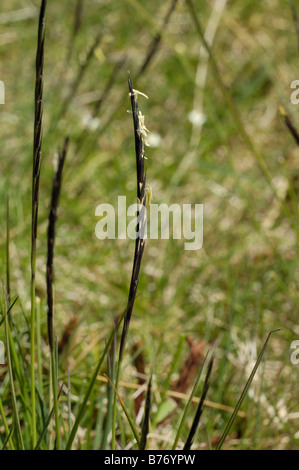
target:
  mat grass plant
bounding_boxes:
[0,0,297,451]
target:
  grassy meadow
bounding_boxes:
[0,0,299,450]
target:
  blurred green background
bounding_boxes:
[0,0,299,449]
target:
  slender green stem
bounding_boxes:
[3,284,24,450]
[216,330,281,450]
[30,285,36,448]
[105,374,141,447]
[111,359,121,449]
[65,309,126,450]
[0,397,15,450]
[172,353,208,450]
[184,357,214,450]
[67,364,72,434]
[101,326,117,449]
[35,384,64,451]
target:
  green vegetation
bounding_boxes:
[0,0,298,450]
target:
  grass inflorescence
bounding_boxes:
[0,0,296,452]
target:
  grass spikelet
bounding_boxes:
[30,0,47,448]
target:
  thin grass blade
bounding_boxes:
[216,329,282,450]
[3,283,24,449]
[139,376,152,450]
[184,356,214,450]
[104,374,140,447]
[65,308,127,450]
[172,352,208,450]
[34,384,64,451]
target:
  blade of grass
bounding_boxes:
[3,221,33,429]
[0,297,18,328]
[279,105,299,146]
[65,0,84,66]
[1,298,34,439]
[96,374,246,417]
[75,0,182,164]
[3,283,24,450]
[205,427,212,451]
[92,392,105,450]
[52,31,103,129]
[34,384,64,451]
[101,320,117,449]
[1,423,14,450]
[92,395,105,450]
[137,0,179,76]
[187,0,299,235]
[104,374,140,447]
[84,372,95,450]
[74,57,126,157]
[65,308,127,450]
[185,0,299,229]
[185,0,272,184]
[0,398,15,450]
[172,352,208,450]
[216,329,282,450]
[184,356,214,450]
[160,335,185,406]
[139,376,152,450]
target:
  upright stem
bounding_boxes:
[111,77,147,449]
[50,343,60,449]
[3,284,25,450]
[30,0,47,448]
[46,137,69,450]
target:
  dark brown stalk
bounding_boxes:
[74,56,126,157]
[32,0,46,246]
[290,0,299,53]
[280,108,299,146]
[184,357,214,451]
[46,137,69,450]
[54,31,103,127]
[68,29,103,95]
[75,1,178,162]
[92,57,127,121]
[74,0,84,35]
[31,0,47,448]
[47,137,69,350]
[65,0,84,66]
[139,376,152,450]
[118,76,147,363]
[137,0,179,77]
[111,76,149,449]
